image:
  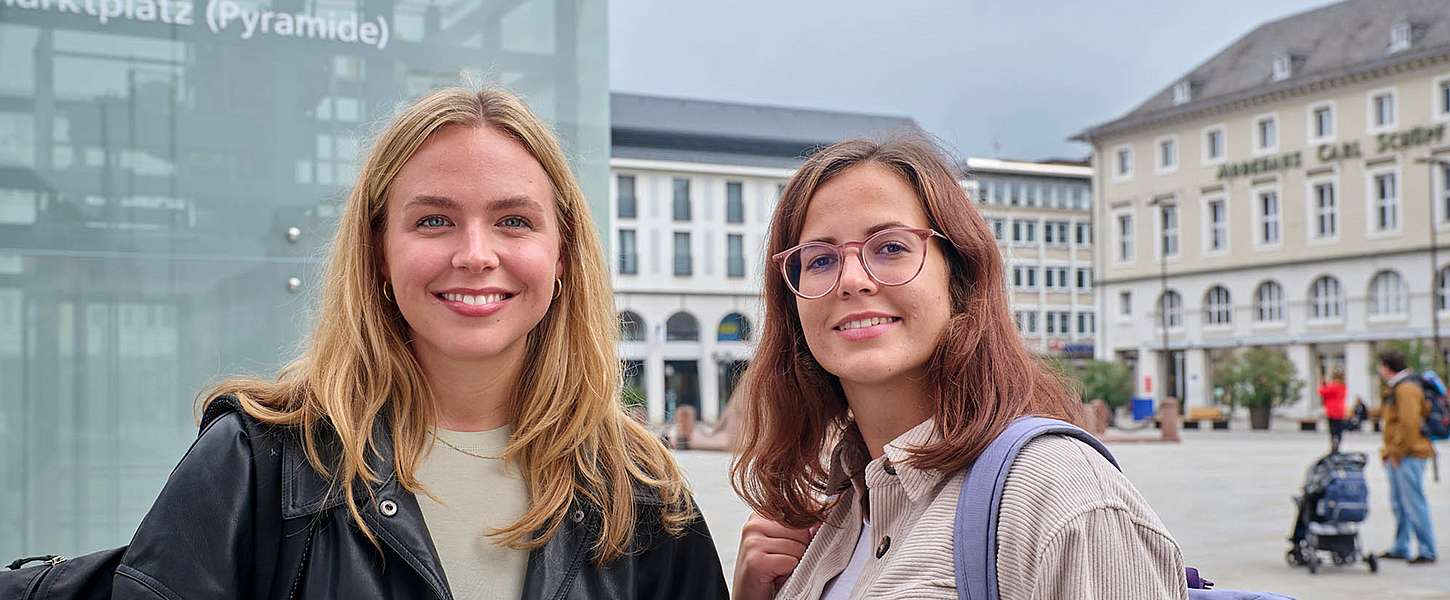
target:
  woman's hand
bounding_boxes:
[732,513,814,600]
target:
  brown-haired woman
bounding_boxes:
[729,137,1188,599]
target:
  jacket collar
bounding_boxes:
[1388,369,1415,389]
[826,419,949,507]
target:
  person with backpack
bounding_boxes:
[1375,348,1437,565]
[727,137,1189,600]
[1319,369,1349,453]
[4,86,729,599]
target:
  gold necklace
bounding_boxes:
[431,431,505,460]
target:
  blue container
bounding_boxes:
[1131,396,1156,421]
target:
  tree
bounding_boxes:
[1377,339,1448,374]
[1067,360,1134,410]
[1213,347,1305,430]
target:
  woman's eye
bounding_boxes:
[878,241,908,254]
[416,215,451,229]
[806,254,837,271]
[498,216,533,229]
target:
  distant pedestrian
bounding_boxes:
[1376,348,1437,565]
[1350,395,1369,431]
[1319,369,1348,453]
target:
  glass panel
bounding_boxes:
[0,0,608,559]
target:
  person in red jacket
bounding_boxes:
[1319,368,1348,453]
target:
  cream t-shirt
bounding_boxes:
[416,426,531,600]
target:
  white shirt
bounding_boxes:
[819,517,872,600]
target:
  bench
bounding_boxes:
[1182,406,1230,430]
[1299,418,1318,432]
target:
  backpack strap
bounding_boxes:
[952,416,1119,600]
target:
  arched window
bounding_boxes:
[619,311,646,342]
[1310,276,1343,320]
[1254,280,1284,323]
[717,313,752,342]
[1368,270,1407,317]
[665,312,699,342]
[1204,285,1232,325]
[1158,290,1182,328]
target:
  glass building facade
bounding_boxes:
[0,0,607,559]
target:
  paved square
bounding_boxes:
[676,425,1450,599]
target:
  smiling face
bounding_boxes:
[794,163,953,389]
[380,124,562,365]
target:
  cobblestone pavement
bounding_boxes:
[675,425,1450,599]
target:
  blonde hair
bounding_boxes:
[205,86,692,562]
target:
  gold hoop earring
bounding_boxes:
[382,281,395,303]
[552,278,562,300]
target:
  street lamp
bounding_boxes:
[1414,156,1450,367]
[1147,195,1174,404]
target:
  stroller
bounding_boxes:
[1286,451,1377,574]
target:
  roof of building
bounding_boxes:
[1076,0,1450,142]
[611,92,922,168]
[963,157,1093,179]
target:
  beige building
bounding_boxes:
[1076,0,1450,416]
[963,158,1096,359]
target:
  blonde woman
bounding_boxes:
[110,88,729,599]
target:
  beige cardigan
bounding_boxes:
[774,420,1189,600]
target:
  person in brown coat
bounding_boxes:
[1376,348,1437,564]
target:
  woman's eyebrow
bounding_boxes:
[488,195,545,213]
[802,221,912,244]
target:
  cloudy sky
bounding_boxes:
[610,0,1332,161]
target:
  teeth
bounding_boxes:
[839,317,898,330]
[442,293,506,305]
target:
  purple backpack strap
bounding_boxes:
[951,416,1117,600]
[950,417,1298,600]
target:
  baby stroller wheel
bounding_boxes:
[1306,552,1321,574]
[1366,554,1378,573]
[1285,549,1305,567]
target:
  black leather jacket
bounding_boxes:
[112,398,729,599]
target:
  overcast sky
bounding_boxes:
[609,0,1333,161]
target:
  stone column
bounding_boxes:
[1286,343,1314,417]
[646,327,667,424]
[1184,347,1209,408]
[1345,341,1374,412]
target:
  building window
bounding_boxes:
[665,312,699,341]
[1044,221,1069,246]
[1173,80,1192,105]
[1158,290,1183,329]
[618,229,638,275]
[1311,104,1334,141]
[726,234,745,278]
[1046,311,1058,335]
[1116,213,1134,262]
[718,313,752,342]
[672,177,691,221]
[1047,267,1069,290]
[673,232,692,276]
[1027,311,1038,334]
[619,311,646,342]
[1119,291,1132,317]
[1075,222,1092,245]
[1440,266,1450,311]
[1204,127,1224,162]
[1372,171,1399,232]
[1439,78,1450,117]
[1077,267,1092,290]
[1310,276,1344,320]
[1204,285,1232,326]
[1272,55,1293,81]
[725,181,744,224]
[1371,91,1396,130]
[1159,203,1179,258]
[1254,281,1284,323]
[991,218,1006,241]
[1390,21,1412,53]
[617,175,637,219]
[1078,312,1096,334]
[1157,137,1177,171]
[1115,146,1132,178]
[1206,197,1227,252]
[1369,270,1408,317]
[1255,115,1277,151]
[1441,164,1450,224]
[1312,180,1337,238]
[1257,190,1280,245]
[1012,219,1037,244]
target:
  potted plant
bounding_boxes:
[1213,347,1304,430]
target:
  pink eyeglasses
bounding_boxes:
[772,227,947,299]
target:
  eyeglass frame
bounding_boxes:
[771,227,949,299]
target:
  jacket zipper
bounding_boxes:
[287,526,316,600]
[22,556,67,599]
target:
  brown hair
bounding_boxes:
[730,137,1083,528]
